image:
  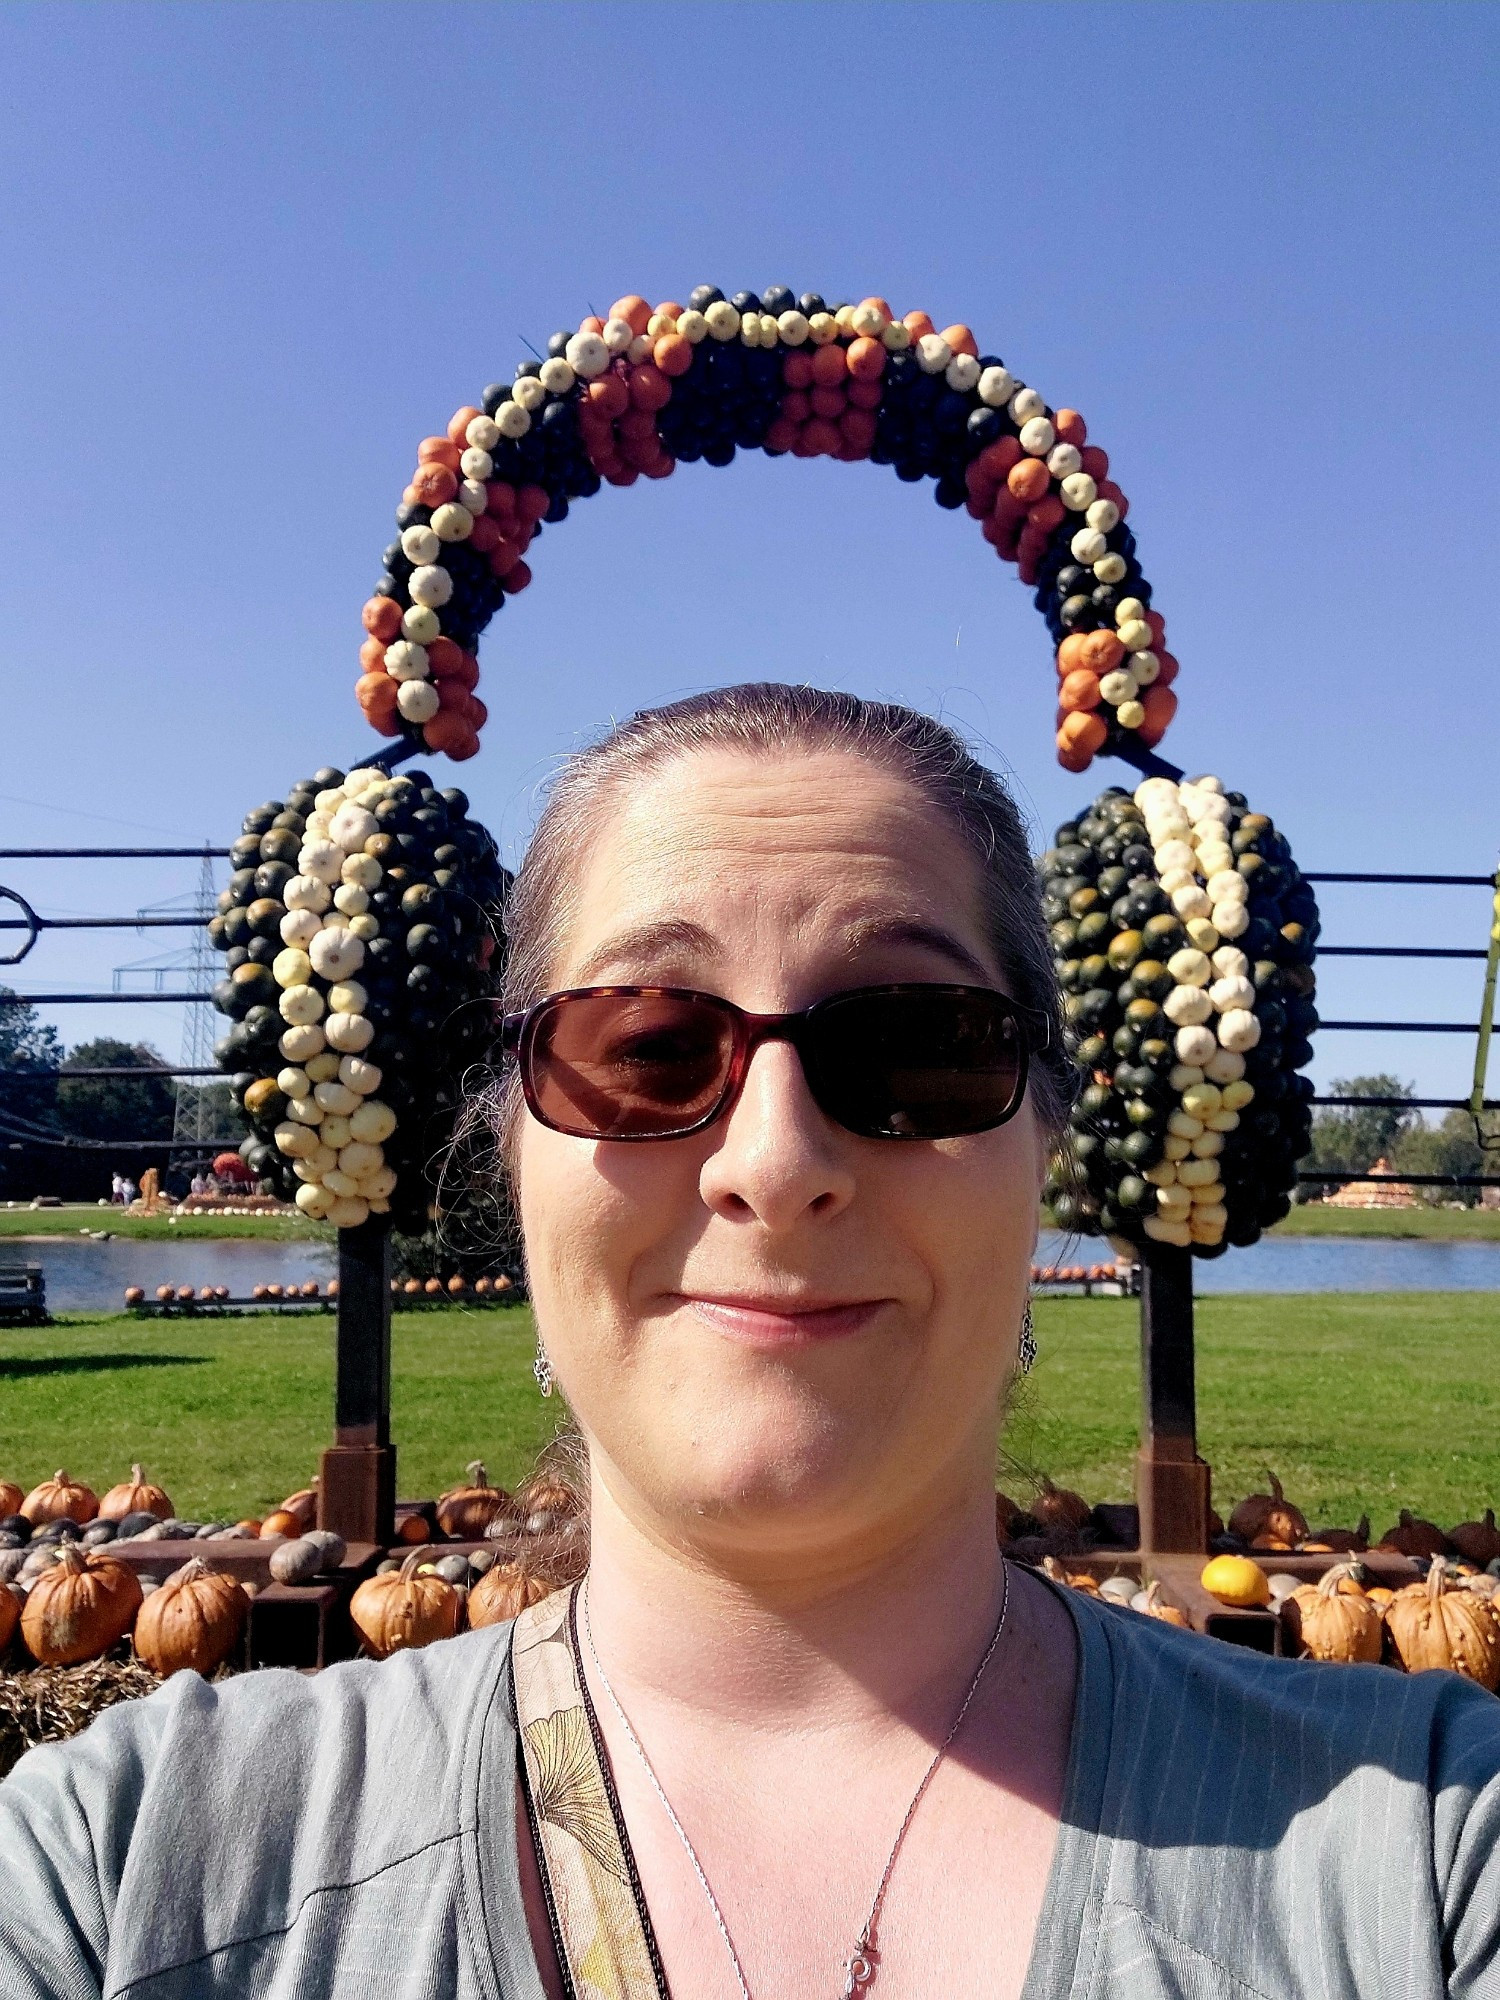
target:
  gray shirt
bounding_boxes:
[4,1582,1500,1998]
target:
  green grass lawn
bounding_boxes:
[1,1295,1497,1531]
[1270,1204,1500,1241]
[0,1206,330,1242]
[0,1306,560,1520]
[1010,1291,1500,1531]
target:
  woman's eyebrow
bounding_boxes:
[568,917,722,987]
[840,916,992,983]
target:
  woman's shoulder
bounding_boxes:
[1070,1580,1500,1789]
[0,1625,521,1994]
[1057,1586,1500,1997]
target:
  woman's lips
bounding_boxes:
[681,1295,885,1345]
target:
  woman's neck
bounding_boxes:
[580,1461,1008,1740]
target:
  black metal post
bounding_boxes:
[1136,1243,1211,1553]
[318,1215,396,1547]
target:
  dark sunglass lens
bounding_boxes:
[530,993,733,1138]
[807,990,1024,1137]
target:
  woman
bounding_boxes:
[3,683,1499,1999]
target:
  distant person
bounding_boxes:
[3,686,1499,1997]
[189,1172,209,1197]
[109,1173,124,1205]
[119,1176,137,1207]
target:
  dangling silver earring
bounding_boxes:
[1017,1300,1037,1374]
[533,1341,554,1398]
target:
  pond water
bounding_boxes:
[1,1236,337,1315]
[1034,1229,1500,1294]
[2,1227,1498,1314]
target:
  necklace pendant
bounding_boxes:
[844,1944,876,1997]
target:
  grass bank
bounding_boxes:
[3,1296,1498,1530]
[1270,1204,1500,1242]
[0,1206,329,1242]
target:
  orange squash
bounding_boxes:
[0,1582,20,1654]
[1386,1564,1500,1686]
[98,1464,173,1523]
[1284,1564,1383,1664]
[21,1470,99,1527]
[0,1481,24,1519]
[21,1546,141,1665]
[134,1558,247,1677]
[350,1550,461,1659]
[467,1560,556,1629]
[436,1462,517,1540]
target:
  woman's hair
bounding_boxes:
[485,682,1069,1174]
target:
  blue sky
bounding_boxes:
[1,0,1496,1106]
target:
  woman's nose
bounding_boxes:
[697,1037,856,1229]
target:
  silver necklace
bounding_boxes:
[579,1561,1011,2000]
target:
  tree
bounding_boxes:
[1305,1075,1418,1179]
[1392,1108,1495,1207]
[56,1040,176,1142]
[0,990,62,1197]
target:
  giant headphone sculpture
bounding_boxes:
[212,285,1317,1253]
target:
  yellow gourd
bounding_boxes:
[1200,1554,1270,1607]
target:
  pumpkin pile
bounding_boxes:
[1040,776,1318,1253]
[209,766,510,1229]
[360,285,1179,773]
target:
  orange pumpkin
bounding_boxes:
[1284,1564,1383,1664]
[279,1487,318,1531]
[1137,1581,1190,1628]
[436,1462,517,1540]
[1386,1564,1500,1687]
[0,1481,24,1519]
[350,1549,462,1659]
[21,1545,142,1665]
[133,1558,247,1677]
[0,1582,20,1653]
[259,1510,303,1539]
[467,1560,556,1629]
[396,1513,432,1544]
[98,1463,173,1523]
[21,1469,99,1526]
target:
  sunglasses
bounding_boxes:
[498,984,1047,1143]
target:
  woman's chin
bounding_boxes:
[603,1392,924,1557]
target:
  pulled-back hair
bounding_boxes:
[485,682,1069,1173]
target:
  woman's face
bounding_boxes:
[517,748,1046,1567]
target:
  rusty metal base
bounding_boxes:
[319,1443,396,1547]
[1136,1448,1212,1555]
